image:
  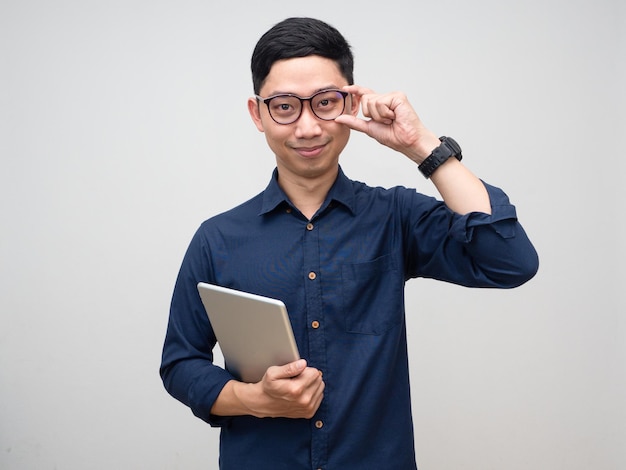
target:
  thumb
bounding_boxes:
[334,114,369,134]
[272,359,307,379]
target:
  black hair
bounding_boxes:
[251,17,354,94]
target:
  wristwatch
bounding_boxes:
[418,136,463,178]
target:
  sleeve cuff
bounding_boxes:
[448,182,518,243]
[188,367,236,427]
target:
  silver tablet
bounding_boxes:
[197,282,300,383]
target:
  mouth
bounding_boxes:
[293,144,327,158]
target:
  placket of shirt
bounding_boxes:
[302,217,328,469]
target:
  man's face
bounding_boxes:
[248,55,358,184]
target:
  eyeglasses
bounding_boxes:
[256,89,349,125]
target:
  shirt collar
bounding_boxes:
[259,166,356,216]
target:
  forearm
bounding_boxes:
[335,85,500,216]
[211,380,264,418]
[408,133,491,216]
[429,158,491,215]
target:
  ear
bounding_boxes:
[248,97,265,132]
[347,92,360,116]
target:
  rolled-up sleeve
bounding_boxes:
[160,227,235,426]
[408,182,539,288]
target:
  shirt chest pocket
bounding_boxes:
[341,254,403,335]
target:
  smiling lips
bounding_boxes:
[292,143,327,158]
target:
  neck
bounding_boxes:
[277,167,338,220]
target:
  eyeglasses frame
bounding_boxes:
[255,89,350,125]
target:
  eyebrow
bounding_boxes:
[264,85,343,97]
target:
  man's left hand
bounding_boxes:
[334,84,441,164]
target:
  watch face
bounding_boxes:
[445,137,461,155]
[442,137,462,159]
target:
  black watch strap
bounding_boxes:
[418,136,463,179]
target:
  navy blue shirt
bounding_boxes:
[161,167,538,469]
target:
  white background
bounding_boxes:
[1,0,624,469]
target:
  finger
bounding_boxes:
[334,114,370,133]
[375,100,396,121]
[302,366,324,383]
[342,85,377,119]
[267,359,307,380]
[342,84,374,97]
[311,377,325,410]
[299,370,324,400]
[362,95,395,124]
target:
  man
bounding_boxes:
[160,17,538,469]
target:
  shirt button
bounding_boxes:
[308,272,317,280]
[286,208,292,214]
[306,222,314,231]
[315,420,324,429]
[311,320,320,329]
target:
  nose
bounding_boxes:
[294,102,322,139]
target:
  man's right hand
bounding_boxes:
[211,359,325,419]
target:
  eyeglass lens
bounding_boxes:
[267,90,346,124]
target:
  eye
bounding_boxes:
[269,97,299,115]
[271,102,293,112]
[313,91,345,116]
